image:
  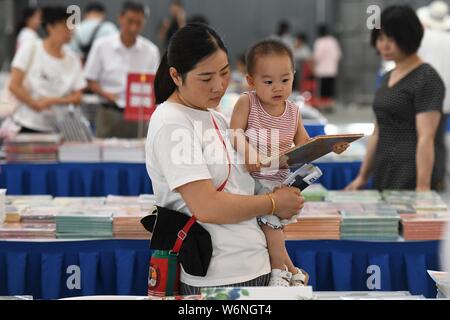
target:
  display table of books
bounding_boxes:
[0,189,448,299]
[0,238,441,300]
[0,133,367,195]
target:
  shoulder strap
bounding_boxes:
[171,215,197,254]
[80,22,103,55]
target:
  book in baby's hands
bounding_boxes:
[261,133,364,168]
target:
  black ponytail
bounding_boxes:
[15,7,40,36]
[153,23,228,105]
[154,52,177,104]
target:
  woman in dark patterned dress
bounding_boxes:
[346,5,446,191]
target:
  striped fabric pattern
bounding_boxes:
[244,91,299,181]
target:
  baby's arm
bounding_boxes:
[230,94,262,172]
[294,109,311,146]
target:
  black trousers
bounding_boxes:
[318,77,336,98]
[95,103,147,139]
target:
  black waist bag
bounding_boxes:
[140,206,213,277]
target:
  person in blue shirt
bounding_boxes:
[70,2,118,62]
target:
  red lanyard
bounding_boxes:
[210,113,231,192]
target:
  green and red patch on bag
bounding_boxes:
[148,250,180,296]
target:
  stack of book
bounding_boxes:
[58,142,101,162]
[326,190,382,203]
[4,204,26,223]
[138,194,157,215]
[284,202,341,240]
[301,184,328,202]
[4,195,53,223]
[382,190,449,240]
[55,210,113,239]
[340,206,400,241]
[388,203,416,215]
[52,197,105,207]
[6,195,53,203]
[20,207,58,225]
[401,212,450,240]
[382,190,448,214]
[112,206,148,239]
[101,139,145,162]
[0,193,159,239]
[4,134,61,163]
[0,223,55,239]
[413,198,448,212]
[105,195,140,205]
[105,195,155,238]
[315,291,424,300]
[333,202,364,214]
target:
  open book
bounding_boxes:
[261,133,364,168]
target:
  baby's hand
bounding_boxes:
[245,155,262,172]
[245,162,261,173]
[279,156,289,169]
[258,155,288,170]
[332,142,349,154]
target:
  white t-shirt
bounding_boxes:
[146,101,270,287]
[313,36,342,78]
[84,33,160,108]
[11,40,87,131]
[16,27,39,51]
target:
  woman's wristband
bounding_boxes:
[267,193,276,215]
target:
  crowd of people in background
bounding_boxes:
[6,1,218,137]
[9,0,344,130]
[266,20,342,109]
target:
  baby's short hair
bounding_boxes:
[246,39,294,75]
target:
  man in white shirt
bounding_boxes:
[70,2,118,62]
[84,1,160,138]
